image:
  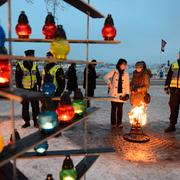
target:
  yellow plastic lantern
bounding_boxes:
[0,133,4,153]
[50,25,70,60]
[50,39,70,60]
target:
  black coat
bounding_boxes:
[15,60,41,91]
[83,65,97,90]
[66,65,78,91]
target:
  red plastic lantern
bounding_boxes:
[42,12,57,39]
[102,14,117,40]
[15,11,32,39]
[56,92,75,123]
[56,105,75,123]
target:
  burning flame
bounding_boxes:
[129,103,147,126]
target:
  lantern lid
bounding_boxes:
[18,11,29,24]
[60,91,71,105]
[104,14,114,26]
[54,25,67,39]
[62,155,74,169]
[45,12,55,24]
[73,88,83,100]
[0,46,8,54]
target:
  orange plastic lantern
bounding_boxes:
[102,14,117,40]
[0,133,4,153]
[56,92,75,123]
[0,47,10,88]
[15,11,32,38]
[42,12,57,39]
[50,25,70,60]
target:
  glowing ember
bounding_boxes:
[129,103,147,127]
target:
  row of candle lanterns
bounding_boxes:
[15,11,117,41]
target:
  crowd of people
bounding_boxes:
[15,49,180,133]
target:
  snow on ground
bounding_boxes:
[0,85,180,180]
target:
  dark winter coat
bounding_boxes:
[66,65,78,91]
[130,69,150,106]
[83,65,97,90]
[15,60,41,91]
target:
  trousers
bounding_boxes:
[111,101,124,125]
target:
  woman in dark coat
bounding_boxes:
[66,63,78,95]
[130,61,151,107]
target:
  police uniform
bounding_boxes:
[15,50,41,128]
[164,59,180,132]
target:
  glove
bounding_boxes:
[164,87,169,95]
[120,94,129,101]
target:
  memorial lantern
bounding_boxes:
[15,11,32,38]
[102,14,116,40]
[59,155,77,180]
[42,82,56,96]
[0,133,4,153]
[56,92,75,123]
[42,12,57,39]
[0,25,5,47]
[50,25,70,60]
[72,88,86,117]
[38,111,58,133]
[34,141,49,155]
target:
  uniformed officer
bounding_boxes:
[15,50,41,128]
[164,52,180,132]
[42,51,65,108]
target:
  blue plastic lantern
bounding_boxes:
[0,25,5,47]
[38,111,58,133]
[42,82,56,96]
[34,141,49,155]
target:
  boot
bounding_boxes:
[22,122,30,128]
[164,125,176,133]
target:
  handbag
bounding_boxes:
[144,93,151,104]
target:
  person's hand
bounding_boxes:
[164,87,169,95]
[120,94,129,101]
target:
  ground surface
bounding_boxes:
[0,85,180,180]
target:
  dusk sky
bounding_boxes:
[0,0,180,65]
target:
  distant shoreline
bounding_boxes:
[77,79,165,86]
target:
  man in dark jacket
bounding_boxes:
[83,59,98,107]
[164,52,180,132]
[42,52,65,107]
[15,50,41,128]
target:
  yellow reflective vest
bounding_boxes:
[42,64,59,88]
[18,61,37,89]
[170,62,180,88]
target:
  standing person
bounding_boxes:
[83,59,98,107]
[15,50,41,128]
[164,52,180,132]
[130,61,151,107]
[42,51,65,108]
[104,59,130,128]
[66,63,78,96]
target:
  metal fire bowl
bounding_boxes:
[123,131,150,143]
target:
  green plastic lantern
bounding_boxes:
[72,88,86,117]
[50,25,70,60]
[59,155,77,180]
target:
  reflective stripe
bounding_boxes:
[18,62,37,89]
[42,65,59,89]
[170,62,180,88]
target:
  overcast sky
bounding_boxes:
[0,0,180,65]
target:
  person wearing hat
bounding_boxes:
[41,51,65,107]
[164,52,180,132]
[15,49,41,128]
[83,59,99,107]
[66,63,78,96]
[130,61,151,107]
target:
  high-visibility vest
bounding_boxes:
[18,61,37,89]
[170,62,180,88]
[42,64,59,89]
